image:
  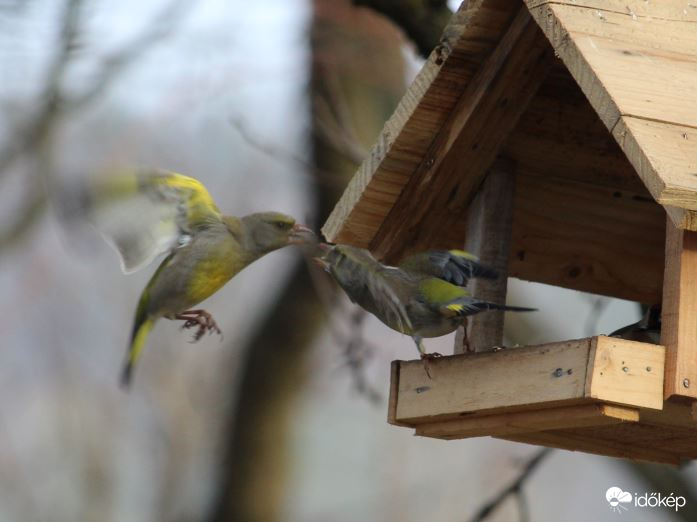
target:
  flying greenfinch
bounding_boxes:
[314,244,535,358]
[66,168,314,386]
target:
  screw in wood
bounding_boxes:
[683,378,691,388]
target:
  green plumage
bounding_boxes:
[316,244,535,356]
[74,169,314,387]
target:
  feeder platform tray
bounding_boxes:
[388,336,697,465]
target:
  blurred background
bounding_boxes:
[0,0,696,521]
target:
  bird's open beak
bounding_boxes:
[289,223,316,245]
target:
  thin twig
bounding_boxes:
[228,116,346,190]
[64,0,193,110]
[0,0,193,250]
[469,448,552,522]
[0,0,82,175]
[305,255,382,403]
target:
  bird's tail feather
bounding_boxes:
[483,303,536,312]
[120,315,155,388]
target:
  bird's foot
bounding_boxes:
[420,352,443,379]
[175,309,222,342]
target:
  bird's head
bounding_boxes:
[312,243,378,285]
[241,212,315,255]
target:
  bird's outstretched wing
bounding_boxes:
[399,249,498,287]
[323,245,413,334]
[61,168,223,273]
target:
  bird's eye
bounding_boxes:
[275,221,289,230]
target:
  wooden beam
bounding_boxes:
[389,337,664,425]
[613,118,697,211]
[369,7,553,262]
[393,339,591,424]
[586,337,664,410]
[665,206,697,233]
[661,221,697,399]
[322,0,520,246]
[414,403,637,439]
[502,429,682,465]
[454,159,515,354]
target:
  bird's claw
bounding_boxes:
[420,352,443,379]
[176,310,222,342]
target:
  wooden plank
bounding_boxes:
[586,336,665,410]
[455,160,515,354]
[505,63,649,195]
[641,397,697,429]
[665,207,697,233]
[528,0,697,22]
[393,339,592,424]
[391,336,665,424]
[661,221,697,399]
[509,173,665,303]
[529,2,697,129]
[322,0,520,246]
[502,429,682,465]
[414,403,637,439]
[368,8,554,262]
[614,118,697,211]
[528,1,697,215]
[387,360,407,426]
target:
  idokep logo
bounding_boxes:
[606,487,632,513]
[605,486,686,514]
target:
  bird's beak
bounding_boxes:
[289,223,316,245]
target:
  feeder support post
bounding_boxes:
[662,220,697,400]
[455,158,516,354]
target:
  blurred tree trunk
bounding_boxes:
[208,2,408,521]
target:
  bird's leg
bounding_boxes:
[461,316,472,353]
[414,337,442,379]
[174,309,222,342]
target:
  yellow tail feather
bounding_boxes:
[120,317,154,388]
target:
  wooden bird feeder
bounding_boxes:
[321,0,697,464]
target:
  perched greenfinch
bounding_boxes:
[314,244,535,358]
[66,168,314,386]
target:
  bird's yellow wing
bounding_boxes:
[62,168,223,273]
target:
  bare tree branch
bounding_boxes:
[0,0,82,175]
[469,448,552,522]
[0,0,194,250]
[64,0,192,111]
[330,308,382,404]
[228,117,346,191]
